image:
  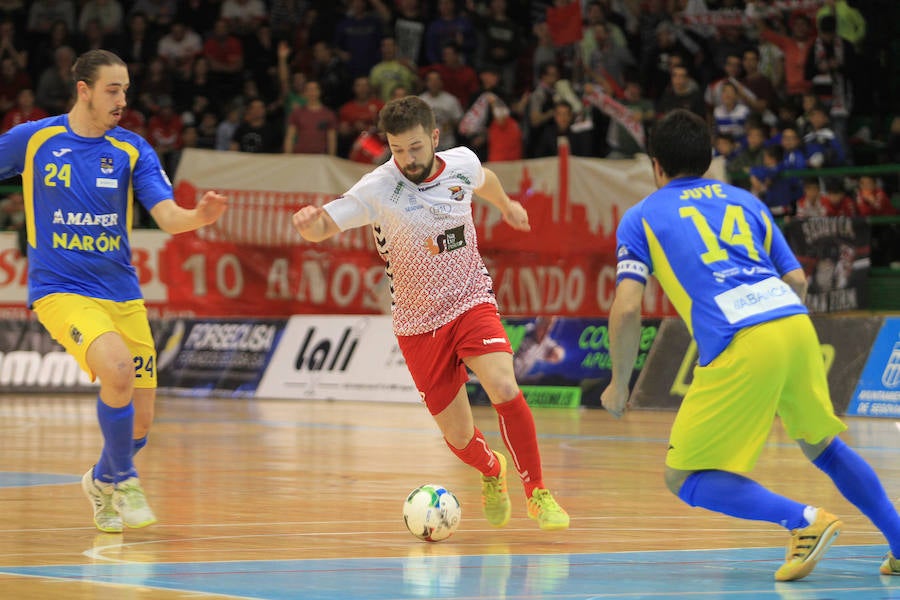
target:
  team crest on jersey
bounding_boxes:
[425,225,466,255]
[448,185,465,202]
[69,325,83,345]
[100,154,114,174]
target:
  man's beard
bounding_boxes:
[402,154,435,184]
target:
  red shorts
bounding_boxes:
[397,303,513,415]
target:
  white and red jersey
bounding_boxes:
[324,146,496,335]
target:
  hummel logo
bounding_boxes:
[482,337,505,345]
[52,148,73,157]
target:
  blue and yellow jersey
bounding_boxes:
[0,114,172,306]
[616,176,806,365]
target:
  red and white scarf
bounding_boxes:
[583,86,645,149]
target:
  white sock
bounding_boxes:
[803,506,818,527]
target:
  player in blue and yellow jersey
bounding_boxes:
[0,49,227,533]
[601,109,900,581]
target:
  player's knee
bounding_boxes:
[664,467,689,497]
[97,360,136,398]
[798,436,833,462]
[444,428,472,450]
[487,380,520,404]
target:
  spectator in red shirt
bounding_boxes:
[1,88,49,133]
[284,79,337,156]
[487,101,522,162]
[822,177,856,217]
[203,17,243,100]
[795,178,829,218]
[0,56,31,114]
[421,42,479,109]
[756,12,814,99]
[337,76,384,158]
[854,175,897,217]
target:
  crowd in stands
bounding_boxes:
[0,0,899,228]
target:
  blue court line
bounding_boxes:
[0,472,81,488]
[2,545,899,599]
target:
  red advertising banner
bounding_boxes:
[156,234,674,318]
[2,150,723,318]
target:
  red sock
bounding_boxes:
[495,392,544,496]
[445,427,499,477]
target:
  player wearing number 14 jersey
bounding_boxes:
[0,49,227,533]
[602,109,900,581]
[292,96,569,530]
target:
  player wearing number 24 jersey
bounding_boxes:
[0,50,227,534]
[602,109,900,582]
[0,114,170,306]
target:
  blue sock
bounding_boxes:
[678,470,808,530]
[814,437,900,556]
[133,436,148,456]
[94,449,114,484]
[96,398,137,484]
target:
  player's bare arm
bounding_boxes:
[292,205,341,242]
[475,168,530,231]
[782,268,808,302]
[150,191,228,234]
[600,278,645,419]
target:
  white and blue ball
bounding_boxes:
[402,484,461,542]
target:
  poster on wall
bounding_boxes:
[155,319,287,397]
[847,317,900,418]
[0,318,98,391]
[467,317,661,408]
[783,217,870,313]
[255,315,419,403]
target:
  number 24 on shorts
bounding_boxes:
[133,355,155,379]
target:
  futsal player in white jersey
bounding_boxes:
[292,96,569,530]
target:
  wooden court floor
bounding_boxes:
[2,393,900,599]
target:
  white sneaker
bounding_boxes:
[81,467,123,533]
[112,477,157,529]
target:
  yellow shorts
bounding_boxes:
[32,293,157,389]
[666,314,846,473]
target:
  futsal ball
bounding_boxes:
[402,484,461,542]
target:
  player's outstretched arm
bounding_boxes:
[150,191,228,234]
[474,167,530,231]
[600,278,645,419]
[292,205,341,242]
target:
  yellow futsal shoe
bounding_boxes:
[774,508,842,581]
[880,551,900,575]
[481,451,511,527]
[527,488,570,531]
